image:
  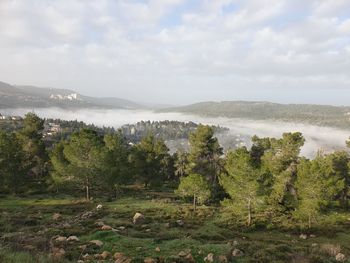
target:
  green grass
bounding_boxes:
[1,193,350,262]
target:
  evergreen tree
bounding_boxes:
[262,132,305,212]
[130,133,170,188]
[16,113,48,186]
[220,147,263,226]
[102,132,132,197]
[176,173,211,211]
[62,129,104,200]
[187,125,223,196]
[174,150,188,178]
[0,131,28,194]
[294,158,325,228]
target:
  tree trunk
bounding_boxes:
[247,199,252,226]
[85,177,90,201]
[193,194,197,211]
[308,214,311,229]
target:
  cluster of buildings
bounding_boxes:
[0,113,22,121]
[50,93,81,101]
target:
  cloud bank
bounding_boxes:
[0,0,350,104]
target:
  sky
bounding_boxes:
[0,0,350,105]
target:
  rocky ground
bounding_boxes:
[0,190,350,263]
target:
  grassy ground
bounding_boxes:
[0,190,350,263]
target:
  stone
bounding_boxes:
[133,212,145,225]
[164,222,170,228]
[176,219,184,226]
[101,225,113,231]
[101,251,111,259]
[79,245,87,250]
[96,204,103,210]
[114,252,132,263]
[67,235,79,242]
[145,228,151,232]
[144,257,156,263]
[232,248,244,257]
[119,226,126,230]
[178,251,189,257]
[55,236,67,242]
[77,260,84,263]
[218,255,228,263]
[310,234,316,238]
[185,253,195,263]
[204,253,214,262]
[51,247,65,259]
[335,253,346,262]
[299,234,308,240]
[90,240,103,247]
[155,247,161,252]
[52,213,62,221]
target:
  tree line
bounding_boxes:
[1,113,350,229]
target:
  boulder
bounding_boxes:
[232,248,244,257]
[51,247,65,259]
[299,234,308,240]
[89,240,103,247]
[144,257,156,263]
[335,253,346,262]
[101,225,113,231]
[55,236,67,242]
[133,213,145,224]
[218,255,228,263]
[185,253,195,263]
[114,252,132,263]
[67,235,79,242]
[204,253,214,262]
[155,247,161,252]
[101,251,111,260]
[52,213,62,221]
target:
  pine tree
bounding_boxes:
[176,173,211,211]
[220,147,262,226]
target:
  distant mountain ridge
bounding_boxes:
[0,81,143,109]
[161,101,350,130]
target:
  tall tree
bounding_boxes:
[187,125,223,196]
[220,147,263,226]
[262,132,305,211]
[102,132,132,197]
[0,131,28,194]
[174,150,188,178]
[16,113,48,185]
[294,158,325,228]
[176,173,211,211]
[62,129,104,200]
[130,133,170,188]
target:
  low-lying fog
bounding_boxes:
[2,108,349,158]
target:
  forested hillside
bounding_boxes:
[161,101,350,129]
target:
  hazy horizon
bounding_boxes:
[1,0,350,105]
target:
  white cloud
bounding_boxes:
[0,0,349,104]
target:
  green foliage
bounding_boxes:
[294,158,325,228]
[176,173,211,210]
[130,133,170,188]
[173,150,188,178]
[60,129,105,199]
[0,131,28,194]
[16,113,48,186]
[261,132,305,212]
[187,125,223,198]
[102,132,132,196]
[220,147,264,226]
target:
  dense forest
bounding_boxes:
[1,113,350,262]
